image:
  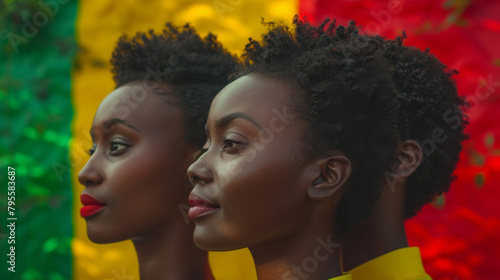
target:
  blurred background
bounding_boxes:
[1,0,499,279]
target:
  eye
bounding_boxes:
[223,139,240,149]
[109,140,130,155]
[202,139,211,151]
[196,139,211,156]
[87,143,96,156]
[221,133,247,154]
[222,138,246,154]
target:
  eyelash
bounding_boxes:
[87,140,130,156]
[88,144,96,156]
[222,138,244,153]
[110,141,129,155]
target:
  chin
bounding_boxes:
[87,232,118,244]
[193,227,243,252]
[86,226,125,244]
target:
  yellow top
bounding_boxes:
[349,247,432,280]
[330,274,352,280]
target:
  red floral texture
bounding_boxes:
[299,0,500,279]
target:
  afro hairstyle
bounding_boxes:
[378,35,468,218]
[239,16,401,233]
[110,22,239,147]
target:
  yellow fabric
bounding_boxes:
[349,247,432,280]
[72,0,297,279]
[329,273,352,280]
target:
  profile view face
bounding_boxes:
[187,74,320,251]
[78,82,198,243]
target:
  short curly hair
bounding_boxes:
[378,35,468,218]
[239,16,401,233]
[111,22,238,147]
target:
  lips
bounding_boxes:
[80,193,106,218]
[188,193,220,220]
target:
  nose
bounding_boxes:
[187,154,213,186]
[78,156,103,187]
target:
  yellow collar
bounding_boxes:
[349,247,431,280]
[329,273,352,280]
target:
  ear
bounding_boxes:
[394,139,422,178]
[308,154,351,200]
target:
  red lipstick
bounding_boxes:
[188,193,220,220]
[80,193,106,218]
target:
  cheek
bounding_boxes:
[106,153,186,218]
[86,146,193,243]
[220,155,300,224]
[207,157,308,248]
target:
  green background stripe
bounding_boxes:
[0,0,77,279]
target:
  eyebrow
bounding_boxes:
[91,118,140,135]
[215,112,263,130]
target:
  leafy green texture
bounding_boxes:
[1,0,77,279]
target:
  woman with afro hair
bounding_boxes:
[187,16,401,280]
[341,35,468,280]
[78,22,238,280]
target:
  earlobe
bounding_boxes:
[395,140,422,178]
[308,155,351,200]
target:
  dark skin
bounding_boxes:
[341,140,423,271]
[188,74,352,280]
[78,82,208,280]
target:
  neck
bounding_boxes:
[250,224,343,280]
[341,182,408,271]
[132,218,208,280]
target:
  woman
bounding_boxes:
[187,17,400,280]
[78,23,237,280]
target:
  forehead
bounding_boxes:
[210,74,298,121]
[93,82,183,133]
